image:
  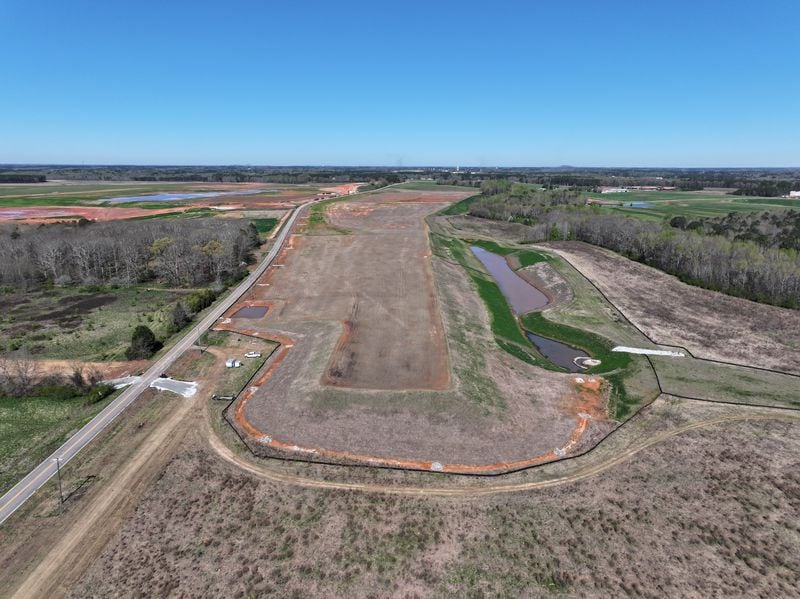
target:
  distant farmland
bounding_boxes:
[589,191,800,221]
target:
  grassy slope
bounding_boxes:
[306,196,350,234]
[439,193,482,215]
[650,355,800,408]
[442,211,800,412]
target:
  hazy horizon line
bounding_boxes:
[2,163,799,171]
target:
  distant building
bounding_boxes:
[600,187,628,194]
[789,191,800,198]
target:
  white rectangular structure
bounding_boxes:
[612,346,685,357]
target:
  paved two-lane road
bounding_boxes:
[0,200,311,525]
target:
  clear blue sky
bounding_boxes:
[1,0,798,166]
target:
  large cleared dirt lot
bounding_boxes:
[225,189,609,470]
[544,241,800,375]
[252,191,453,391]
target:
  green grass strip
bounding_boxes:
[438,194,481,215]
[515,249,550,267]
[470,275,529,345]
[250,217,279,234]
[467,239,516,255]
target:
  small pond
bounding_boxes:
[470,246,549,314]
[525,332,589,373]
[470,245,594,372]
[233,305,269,319]
[103,189,276,204]
[622,201,654,208]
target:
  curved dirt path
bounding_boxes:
[205,405,800,498]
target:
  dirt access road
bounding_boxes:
[209,397,800,497]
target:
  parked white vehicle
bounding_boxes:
[244,351,262,358]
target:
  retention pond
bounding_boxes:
[471,245,592,372]
[102,189,276,204]
[470,246,548,313]
[525,332,588,372]
[233,306,269,319]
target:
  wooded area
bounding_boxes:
[467,186,800,308]
[0,218,260,289]
[0,174,46,183]
[669,210,800,251]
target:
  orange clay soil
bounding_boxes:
[32,359,150,381]
[219,319,608,475]
[0,206,193,223]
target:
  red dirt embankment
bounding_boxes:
[0,206,189,223]
[34,359,149,380]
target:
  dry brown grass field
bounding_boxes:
[69,399,800,598]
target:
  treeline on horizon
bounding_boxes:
[2,166,799,196]
[0,218,261,289]
[0,173,46,183]
[466,182,800,308]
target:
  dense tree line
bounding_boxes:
[466,186,800,308]
[670,210,800,251]
[731,180,797,197]
[0,218,260,289]
[2,166,415,184]
[0,173,46,183]
[468,183,583,222]
[3,165,798,193]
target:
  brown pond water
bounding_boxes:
[471,246,592,372]
[470,246,548,314]
[525,332,588,373]
[233,306,269,319]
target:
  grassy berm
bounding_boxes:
[73,417,800,597]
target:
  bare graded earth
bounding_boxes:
[71,405,800,598]
[227,189,609,470]
[0,184,314,223]
[543,241,800,374]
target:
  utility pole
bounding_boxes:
[55,457,64,514]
